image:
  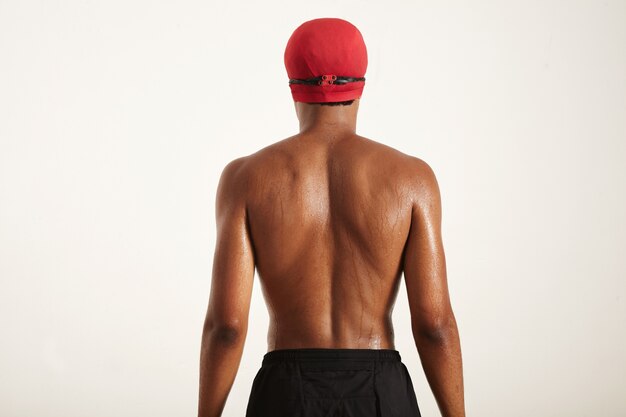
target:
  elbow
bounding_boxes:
[411,312,458,344]
[212,325,244,346]
[203,319,246,346]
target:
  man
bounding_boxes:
[198,17,465,417]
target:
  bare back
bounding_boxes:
[243,132,420,351]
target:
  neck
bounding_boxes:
[295,99,360,135]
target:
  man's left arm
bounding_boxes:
[198,157,255,417]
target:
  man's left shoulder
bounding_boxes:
[222,155,249,174]
[222,134,297,180]
[217,156,253,198]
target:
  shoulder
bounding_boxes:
[218,156,250,187]
[229,136,298,185]
[215,156,252,213]
[231,135,297,171]
[356,135,427,169]
[403,156,441,212]
[358,135,438,183]
[216,144,286,200]
[356,137,440,208]
[406,156,438,186]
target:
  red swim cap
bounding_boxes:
[284,18,368,103]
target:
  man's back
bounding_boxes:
[198,18,464,417]
[243,132,420,350]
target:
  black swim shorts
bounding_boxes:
[245,348,421,417]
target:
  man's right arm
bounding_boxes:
[402,158,465,417]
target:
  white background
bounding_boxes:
[1,1,625,416]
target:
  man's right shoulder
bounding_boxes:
[380,145,437,186]
[402,155,441,211]
[365,139,438,199]
[359,135,432,170]
[405,155,437,180]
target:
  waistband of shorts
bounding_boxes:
[262,348,402,365]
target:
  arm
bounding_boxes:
[402,158,465,417]
[198,157,255,417]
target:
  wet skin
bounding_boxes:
[245,129,415,351]
[198,98,465,417]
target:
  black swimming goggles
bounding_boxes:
[289,74,366,86]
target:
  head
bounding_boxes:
[284,18,368,106]
[316,100,355,106]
